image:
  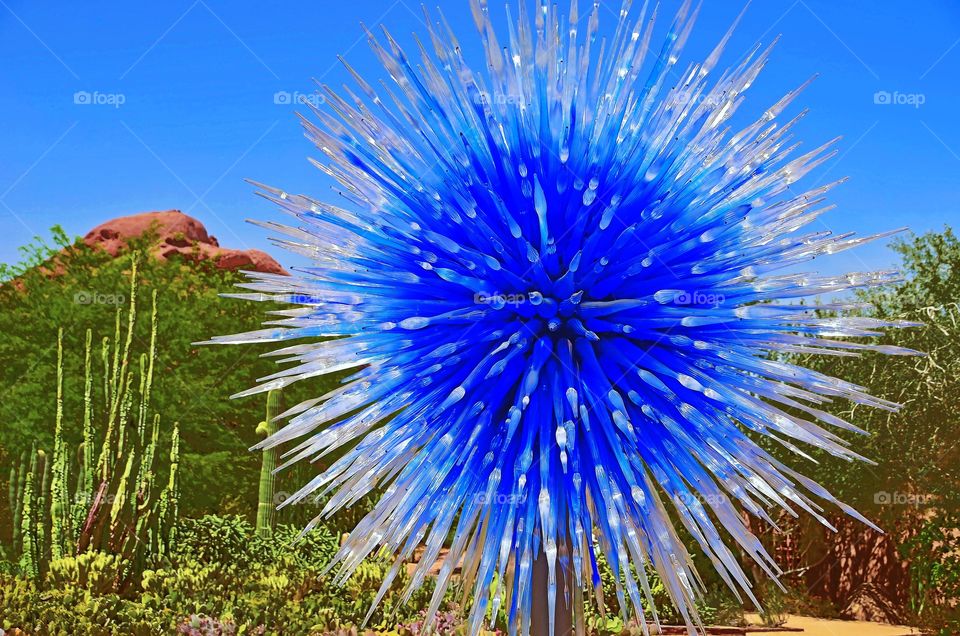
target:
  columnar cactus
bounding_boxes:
[5,256,179,582]
[18,464,36,578]
[75,328,96,533]
[50,329,71,559]
[9,448,29,553]
[35,450,51,568]
[256,389,282,538]
[155,421,180,556]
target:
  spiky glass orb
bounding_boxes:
[213,1,915,633]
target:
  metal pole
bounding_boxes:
[532,545,574,636]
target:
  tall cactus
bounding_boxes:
[79,260,172,567]
[19,464,36,578]
[136,290,157,442]
[7,467,16,552]
[81,328,95,499]
[256,389,282,538]
[155,422,180,557]
[74,328,96,536]
[50,329,70,559]
[35,450,51,569]
[5,254,180,583]
[14,446,58,578]
[9,448,29,553]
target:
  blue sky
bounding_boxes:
[1,0,959,276]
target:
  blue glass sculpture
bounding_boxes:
[211,1,916,633]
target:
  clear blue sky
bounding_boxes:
[2,0,959,276]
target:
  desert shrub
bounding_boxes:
[0,513,448,635]
[581,547,726,631]
[173,514,341,572]
[271,522,341,571]
[46,551,124,595]
[755,582,788,627]
[176,614,260,636]
[0,574,168,635]
[0,229,340,522]
[791,231,960,623]
[901,509,960,635]
[174,515,268,567]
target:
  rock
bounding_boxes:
[842,582,903,624]
[83,210,286,275]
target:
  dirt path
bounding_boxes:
[744,614,921,636]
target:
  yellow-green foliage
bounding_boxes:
[0,228,335,518]
[0,515,451,635]
[47,551,123,595]
[4,259,181,585]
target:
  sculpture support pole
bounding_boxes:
[532,544,574,636]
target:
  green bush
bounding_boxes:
[47,551,124,595]
[767,228,960,627]
[0,515,444,635]
[174,515,267,567]
[0,228,340,522]
[901,509,960,635]
[581,547,734,631]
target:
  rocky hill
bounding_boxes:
[83,210,286,274]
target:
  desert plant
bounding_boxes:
[8,448,29,554]
[18,462,37,578]
[46,551,124,595]
[901,509,960,634]
[174,515,265,567]
[72,260,180,580]
[256,389,281,538]
[0,226,334,519]
[3,257,180,586]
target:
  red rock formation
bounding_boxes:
[83,210,286,275]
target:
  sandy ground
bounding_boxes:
[744,613,922,636]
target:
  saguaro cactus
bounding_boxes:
[255,389,281,538]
